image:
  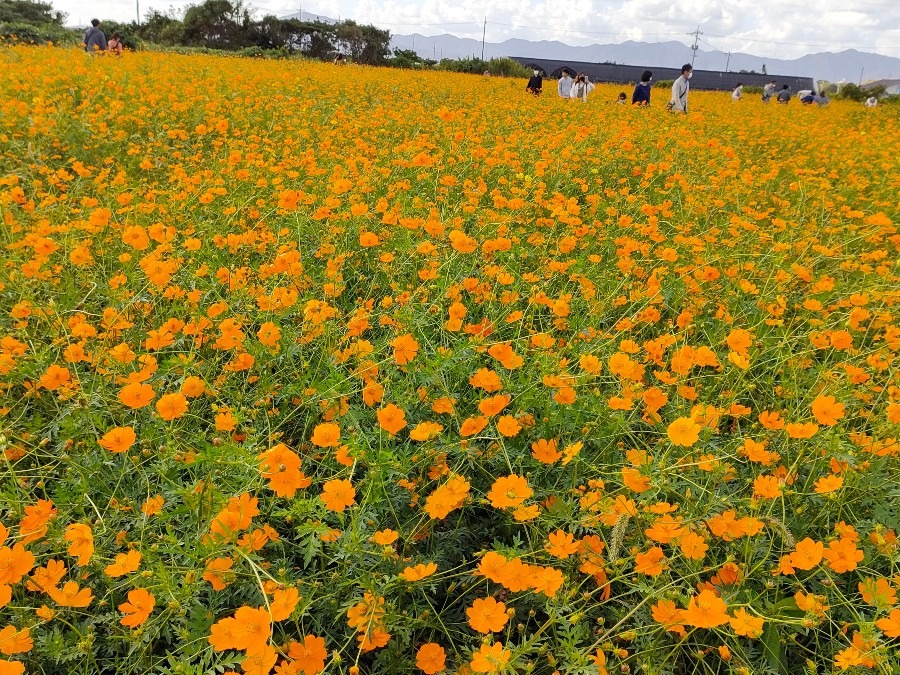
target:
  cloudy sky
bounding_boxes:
[63,0,900,59]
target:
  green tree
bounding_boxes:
[181,0,251,49]
[0,0,64,25]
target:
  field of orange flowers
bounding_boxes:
[0,45,899,675]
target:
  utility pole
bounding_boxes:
[858,67,864,85]
[725,51,731,72]
[136,0,140,24]
[481,16,486,61]
[690,25,702,67]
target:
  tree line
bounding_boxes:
[1,0,392,64]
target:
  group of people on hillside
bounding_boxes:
[83,19,124,55]
[527,62,835,112]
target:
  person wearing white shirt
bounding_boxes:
[669,64,692,113]
[732,83,743,101]
[557,70,573,98]
[570,73,594,102]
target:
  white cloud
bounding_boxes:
[56,0,900,59]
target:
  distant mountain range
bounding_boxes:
[391,34,900,83]
[278,12,899,81]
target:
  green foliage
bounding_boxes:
[437,56,530,77]
[387,48,436,69]
[0,0,64,25]
[836,82,883,102]
[0,19,76,44]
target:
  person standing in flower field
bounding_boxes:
[669,64,692,113]
[108,32,124,56]
[762,80,777,102]
[570,73,594,102]
[526,68,543,95]
[632,70,653,106]
[732,82,743,101]
[776,84,792,104]
[557,70,573,98]
[83,19,107,54]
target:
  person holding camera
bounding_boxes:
[570,72,594,102]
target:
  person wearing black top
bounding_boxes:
[632,70,652,106]
[526,69,543,95]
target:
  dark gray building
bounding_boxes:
[510,56,815,92]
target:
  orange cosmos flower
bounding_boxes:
[399,562,437,582]
[19,499,56,544]
[486,474,532,509]
[228,605,272,651]
[47,581,93,608]
[156,392,188,420]
[822,538,863,573]
[729,608,765,637]
[634,547,667,576]
[545,530,580,558]
[310,422,340,447]
[359,231,380,247]
[423,475,470,519]
[667,417,701,446]
[758,410,785,430]
[682,589,729,628]
[814,475,843,494]
[118,588,155,628]
[652,599,686,635]
[0,626,31,655]
[269,587,300,621]
[256,321,281,348]
[64,524,94,566]
[788,538,824,571]
[478,394,511,418]
[104,550,141,578]
[377,403,407,435]
[118,382,155,409]
[459,416,489,437]
[415,642,446,674]
[785,422,818,439]
[202,557,234,591]
[495,415,521,437]
[320,479,356,512]
[390,334,419,365]
[141,495,164,517]
[409,421,444,442]
[753,474,782,499]
[39,364,72,390]
[858,577,896,609]
[876,609,900,638]
[181,376,206,397]
[470,642,510,673]
[529,438,560,463]
[287,634,329,675]
[725,328,753,354]
[241,644,278,675]
[466,597,508,633]
[371,529,399,546]
[679,532,709,560]
[811,394,845,426]
[469,368,503,392]
[98,426,136,453]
